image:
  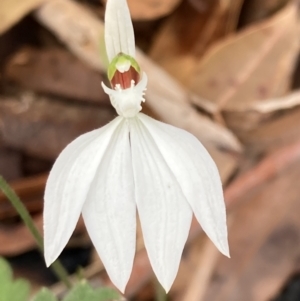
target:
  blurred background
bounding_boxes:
[1,0,300,300]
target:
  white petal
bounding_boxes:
[104,0,135,61]
[44,117,123,266]
[129,117,193,292]
[82,120,136,293]
[137,113,229,257]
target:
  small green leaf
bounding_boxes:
[0,257,13,282]
[63,281,95,301]
[0,258,30,301]
[0,258,13,299]
[31,288,57,301]
[63,281,122,301]
[94,287,121,301]
[9,279,30,301]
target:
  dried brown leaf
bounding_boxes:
[250,89,300,113]
[150,0,244,82]
[188,3,299,113]
[172,140,300,301]
[0,91,115,160]
[4,47,109,104]
[181,239,219,301]
[102,0,182,20]
[222,91,300,154]
[0,148,22,181]
[0,214,44,255]
[0,173,46,219]
[240,0,290,25]
[0,0,48,34]
[233,107,300,154]
[0,213,86,256]
[202,153,300,301]
[0,174,86,255]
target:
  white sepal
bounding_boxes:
[44,117,123,266]
[130,117,193,292]
[104,0,135,61]
[138,114,230,257]
[82,120,136,293]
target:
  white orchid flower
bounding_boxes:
[43,0,229,293]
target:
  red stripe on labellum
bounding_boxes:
[110,66,140,89]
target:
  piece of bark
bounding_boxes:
[188,3,299,114]
[0,0,48,34]
[35,0,242,180]
[0,91,115,160]
[4,47,109,104]
[149,0,244,83]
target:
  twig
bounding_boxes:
[181,238,220,301]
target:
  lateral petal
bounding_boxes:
[130,117,193,292]
[137,113,229,257]
[44,117,123,266]
[104,0,135,61]
[82,120,135,293]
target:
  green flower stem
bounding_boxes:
[0,175,72,289]
[155,279,167,301]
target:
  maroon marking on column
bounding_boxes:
[110,66,140,89]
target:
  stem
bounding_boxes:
[155,278,167,301]
[0,175,72,288]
